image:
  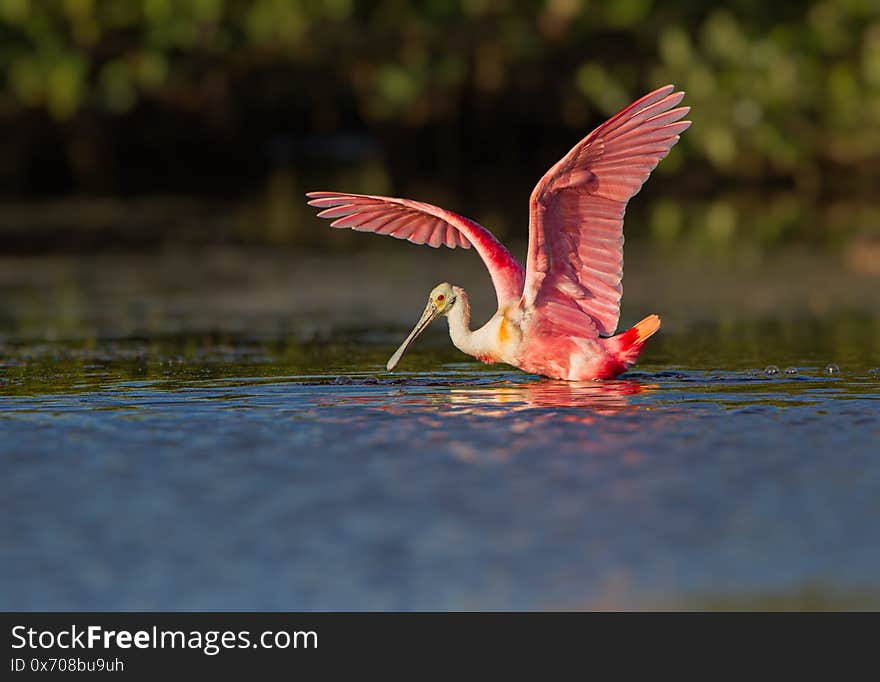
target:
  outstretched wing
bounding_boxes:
[522,85,690,337]
[307,191,524,306]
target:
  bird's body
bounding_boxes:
[307,85,690,380]
[437,286,658,380]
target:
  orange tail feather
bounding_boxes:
[607,314,661,367]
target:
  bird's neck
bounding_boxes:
[446,290,475,352]
[446,289,493,359]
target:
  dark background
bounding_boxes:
[1,0,878,258]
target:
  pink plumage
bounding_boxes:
[306,191,524,305]
[306,85,691,380]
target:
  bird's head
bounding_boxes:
[427,282,457,315]
[386,282,460,371]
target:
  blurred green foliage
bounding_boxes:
[1,0,879,263]
[1,0,879,187]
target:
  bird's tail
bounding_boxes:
[605,314,661,368]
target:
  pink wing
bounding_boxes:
[307,191,524,305]
[523,85,691,337]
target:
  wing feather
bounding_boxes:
[307,191,524,305]
[523,85,690,337]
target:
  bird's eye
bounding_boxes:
[436,294,445,302]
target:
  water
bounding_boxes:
[1,325,878,611]
[1,250,879,610]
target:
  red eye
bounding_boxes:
[436,294,445,302]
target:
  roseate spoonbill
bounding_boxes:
[307,85,690,380]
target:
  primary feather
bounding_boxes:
[524,85,690,337]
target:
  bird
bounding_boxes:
[307,85,690,380]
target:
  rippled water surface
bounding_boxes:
[2,314,879,610]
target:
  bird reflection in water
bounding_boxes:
[329,375,654,421]
[320,376,661,464]
[447,378,653,419]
